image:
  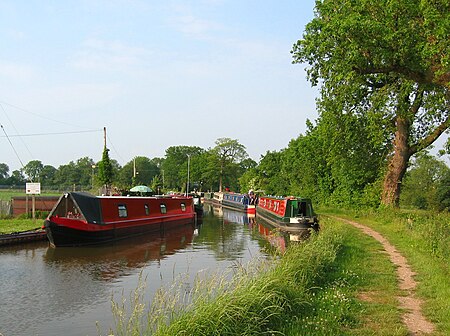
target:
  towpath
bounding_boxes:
[329,215,435,335]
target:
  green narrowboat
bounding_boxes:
[256,195,319,233]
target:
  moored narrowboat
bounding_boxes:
[221,191,256,214]
[256,196,319,234]
[44,192,196,247]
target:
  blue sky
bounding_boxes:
[1,1,447,173]
[1,0,319,172]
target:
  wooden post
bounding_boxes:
[25,194,29,217]
[32,194,36,224]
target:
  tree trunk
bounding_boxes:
[381,117,411,207]
[219,163,223,192]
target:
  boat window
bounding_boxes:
[118,204,128,218]
[160,204,167,214]
[181,203,186,212]
[144,204,149,215]
[298,202,307,216]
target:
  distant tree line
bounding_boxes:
[0,137,256,194]
[1,135,449,210]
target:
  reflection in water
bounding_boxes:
[250,220,287,253]
[44,223,196,281]
[0,207,274,336]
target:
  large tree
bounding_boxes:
[293,0,449,207]
[22,160,44,182]
[211,138,248,192]
[162,146,205,191]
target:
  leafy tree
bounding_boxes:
[7,170,25,185]
[0,163,9,184]
[97,147,113,190]
[236,158,257,193]
[22,160,44,182]
[162,146,205,191]
[292,0,450,207]
[238,167,258,194]
[437,169,450,211]
[75,157,96,187]
[400,152,450,210]
[40,165,57,186]
[200,150,221,192]
[117,156,159,189]
[255,150,289,196]
[210,138,248,191]
[53,161,80,188]
[283,125,333,203]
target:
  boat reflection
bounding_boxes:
[250,217,310,253]
[222,207,254,225]
[44,223,196,281]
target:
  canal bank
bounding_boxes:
[111,213,447,336]
[0,228,47,246]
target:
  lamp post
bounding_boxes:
[186,154,190,196]
[132,157,139,185]
[91,164,96,189]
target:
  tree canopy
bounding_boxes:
[292,0,449,207]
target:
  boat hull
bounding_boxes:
[256,206,317,234]
[44,192,196,247]
[221,192,256,214]
[45,217,194,247]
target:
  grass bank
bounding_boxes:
[0,218,44,234]
[106,217,415,335]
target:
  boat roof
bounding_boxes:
[70,192,102,223]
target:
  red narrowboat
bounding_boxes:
[256,196,319,234]
[44,192,196,247]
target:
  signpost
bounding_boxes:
[26,182,41,222]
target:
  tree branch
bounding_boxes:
[353,65,445,88]
[409,114,450,156]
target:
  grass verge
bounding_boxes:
[319,208,449,335]
[0,218,44,234]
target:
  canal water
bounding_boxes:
[0,204,288,336]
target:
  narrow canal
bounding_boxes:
[0,204,286,336]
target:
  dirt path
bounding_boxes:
[330,216,435,335]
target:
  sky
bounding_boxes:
[1,1,447,173]
[0,0,319,173]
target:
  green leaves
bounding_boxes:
[292,0,449,206]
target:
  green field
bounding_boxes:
[0,189,61,201]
